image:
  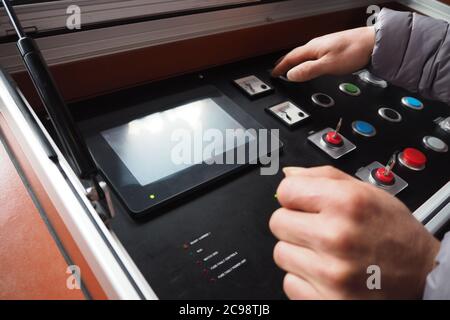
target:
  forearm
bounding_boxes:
[423,233,450,299]
[371,8,450,105]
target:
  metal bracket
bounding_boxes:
[86,178,115,224]
[356,161,408,196]
[308,128,356,159]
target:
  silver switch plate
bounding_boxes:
[233,75,273,98]
[356,161,408,196]
[266,101,310,127]
[438,116,450,134]
[308,128,356,159]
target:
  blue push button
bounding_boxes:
[352,120,376,137]
[402,97,424,110]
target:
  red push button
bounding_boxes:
[400,148,427,170]
[374,168,395,185]
[325,131,343,146]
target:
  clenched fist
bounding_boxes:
[269,166,440,299]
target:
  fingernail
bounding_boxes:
[283,167,304,176]
[286,69,298,82]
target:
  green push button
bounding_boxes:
[339,83,361,96]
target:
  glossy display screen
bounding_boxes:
[101,98,254,186]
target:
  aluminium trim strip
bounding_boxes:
[0,0,384,72]
[0,67,157,300]
[425,202,450,235]
[398,0,450,22]
[0,0,260,36]
[414,182,450,235]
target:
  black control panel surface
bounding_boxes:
[71,53,450,299]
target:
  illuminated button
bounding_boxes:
[352,121,376,137]
[339,83,361,96]
[398,148,427,171]
[371,167,395,186]
[322,131,343,148]
[423,136,448,153]
[311,93,335,108]
[359,70,388,88]
[378,107,402,123]
[402,97,424,110]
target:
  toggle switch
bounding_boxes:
[322,118,344,147]
[356,155,408,196]
[369,153,397,186]
[372,167,395,185]
[308,118,356,159]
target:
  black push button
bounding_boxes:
[311,93,335,108]
[378,107,402,123]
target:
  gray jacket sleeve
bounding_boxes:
[371,8,450,299]
[423,234,450,299]
[370,8,450,105]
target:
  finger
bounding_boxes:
[283,273,321,300]
[276,175,341,212]
[273,54,286,68]
[269,208,321,248]
[283,166,354,181]
[286,58,329,82]
[272,45,317,78]
[274,241,322,287]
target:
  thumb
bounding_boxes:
[283,167,305,177]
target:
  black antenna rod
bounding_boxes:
[2,0,24,38]
[1,0,98,179]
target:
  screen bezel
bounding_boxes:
[79,85,281,217]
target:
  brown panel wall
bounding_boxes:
[10,2,408,112]
[8,6,369,111]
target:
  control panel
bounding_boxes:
[71,52,450,299]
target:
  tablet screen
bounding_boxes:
[101,98,255,186]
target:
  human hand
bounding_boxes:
[271,27,376,82]
[269,166,440,299]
